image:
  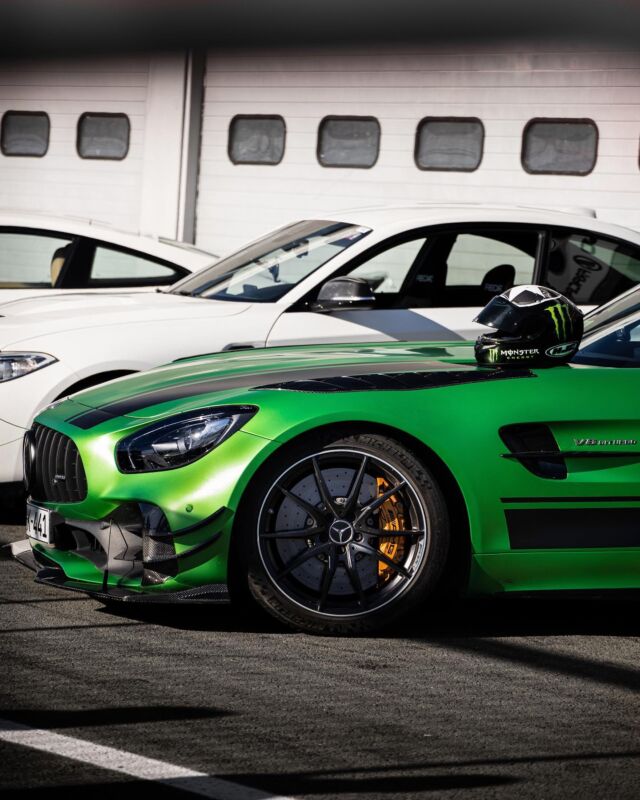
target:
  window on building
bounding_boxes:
[415,118,484,171]
[1,112,50,157]
[522,119,597,175]
[77,113,130,160]
[228,116,285,165]
[317,117,380,168]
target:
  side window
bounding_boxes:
[542,230,640,305]
[89,247,182,286]
[0,231,73,288]
[346,239,427,294]
[575,317,640,367]
[402,230,539,308]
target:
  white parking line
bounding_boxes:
[0,718,296,800]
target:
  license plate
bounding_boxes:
[26,502,53,543]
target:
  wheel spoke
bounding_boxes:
[354,524,425,539]
[276,542,331,579]
[343,455,369,515]
[344,545,368,608]
[312,458,340,516]
[353,541,411,579]
[277,485,324,524]
[355,481,407,522]
[317,548,338,611]
[261,526,325,539]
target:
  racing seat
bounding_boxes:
[50,245,71,287]
[480,264,515,301]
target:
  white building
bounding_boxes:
[1,42,640,256]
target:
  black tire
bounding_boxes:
[231,431,450,635]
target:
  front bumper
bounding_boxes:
[11,539,230,603]
[0,420,24,484]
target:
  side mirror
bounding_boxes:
[310,276,376,313]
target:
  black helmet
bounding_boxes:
[474,285,583,367]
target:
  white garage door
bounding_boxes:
[196,44,640,258]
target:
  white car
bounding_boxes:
[0,212,216,302]
[2,204,640,492]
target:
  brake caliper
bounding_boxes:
[375,477,406,582]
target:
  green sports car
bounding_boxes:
[12,286,640,634]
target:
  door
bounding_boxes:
[485,312,640,590]
[267,226,542,346]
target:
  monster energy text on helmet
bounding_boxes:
[473,285,583,367]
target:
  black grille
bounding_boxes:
[29,424,88,502]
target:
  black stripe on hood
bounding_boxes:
[69,361,533,429]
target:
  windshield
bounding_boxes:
[583,285,640,337]
[170,220,371,302]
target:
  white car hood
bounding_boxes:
[0,292,250,348]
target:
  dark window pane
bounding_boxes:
[318,117,380,168]
[523,120,597,174]
[77,113,130,159]
[575,316,640,367]
[1,112,49,157]
[415,118,483,171]
[229,116,285,164]
[543,229,640,305]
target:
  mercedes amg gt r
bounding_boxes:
[11,285,640,634]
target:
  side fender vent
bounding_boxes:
[500,423,567,480]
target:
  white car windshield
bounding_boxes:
[170,220,371,302]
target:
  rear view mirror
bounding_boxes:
[310,277,376,312]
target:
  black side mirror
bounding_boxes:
[310,277,376,313]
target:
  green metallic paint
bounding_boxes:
[26,339,640,599]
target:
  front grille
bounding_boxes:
[29,423,88,503]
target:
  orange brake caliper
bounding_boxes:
[376,477,406,582]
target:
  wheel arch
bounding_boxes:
[234,420,472,598]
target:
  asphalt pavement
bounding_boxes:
[1,521,639,799]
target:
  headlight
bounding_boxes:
[0,352,57,383]
[116,405,257,473]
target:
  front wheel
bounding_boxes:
[234,432,450,635]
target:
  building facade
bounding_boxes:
[1,43,640,256]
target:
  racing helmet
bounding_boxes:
[474,285,583,367]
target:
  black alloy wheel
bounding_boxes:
[235,433,449,635]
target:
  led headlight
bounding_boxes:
[0,352,57,383]
[116,405,257,473]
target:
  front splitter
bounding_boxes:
[9,539,230,604]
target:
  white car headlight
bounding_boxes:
[0,352,57,383]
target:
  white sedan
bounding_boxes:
[2,203,640,491]
[0,212,216,302]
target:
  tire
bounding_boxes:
[232,431,450,635]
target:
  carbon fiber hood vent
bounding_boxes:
[256,368,534,393]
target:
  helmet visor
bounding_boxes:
[474,296,526,334]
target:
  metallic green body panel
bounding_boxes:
[27,340,640,597]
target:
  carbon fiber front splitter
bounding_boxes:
[9,539,230,604]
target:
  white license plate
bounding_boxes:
[26,502,53,543]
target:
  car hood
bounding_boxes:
[0,292,249,347]
[57,340,494,425]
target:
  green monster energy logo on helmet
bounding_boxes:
[486,347,499,363]
[545,303,573,340]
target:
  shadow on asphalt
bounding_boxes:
[95,593,640,639]
[1,705,235,730]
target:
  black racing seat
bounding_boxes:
[480,264,516,300]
